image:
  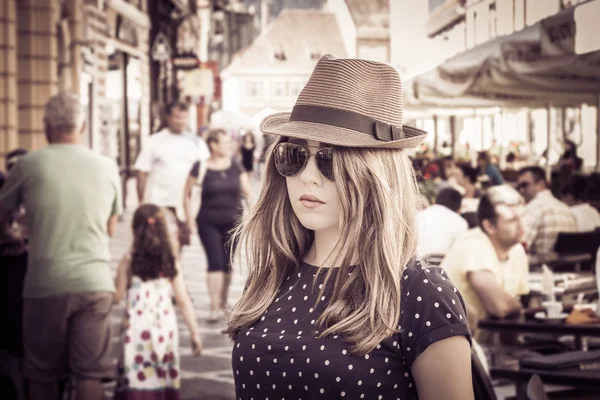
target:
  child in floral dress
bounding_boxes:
[113,204,202,399]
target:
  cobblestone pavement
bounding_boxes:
[105,203,246,400]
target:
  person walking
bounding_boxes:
[0,92,122,400]
[135,102,209,253]
[240,131,256,180]
[226,55,473,400]
[183,129,252,323]
[112,204,202,399]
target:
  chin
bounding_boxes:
[294,211,337,233]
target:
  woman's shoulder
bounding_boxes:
[396,257,471,367]
[401,257,460,298]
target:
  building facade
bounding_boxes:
[327,0,390,63]
[220,8,346,119]
[0,0,152,176]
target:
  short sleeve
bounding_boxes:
[448,238,496,275]
[189,161,200,178]
[514,246,530,295]
[134,140,153,172]
[109,161,123,216]
[396,262,471,370]
[0,162,24,213]
[197,138,210,161]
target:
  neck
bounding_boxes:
[304,227,345,268]
[487,235,511,262]
[50,134,79,145]
[464,183,475,196]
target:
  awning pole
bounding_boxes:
[450,115,456,159]
[546,104,552,182]
[499,109,505,170]
[433,115,439,155]
[596,93,600,171]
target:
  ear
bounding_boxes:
[481,219,495,236]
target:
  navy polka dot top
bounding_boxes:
[232,258,471,400]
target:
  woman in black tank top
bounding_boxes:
[183,129,253,323]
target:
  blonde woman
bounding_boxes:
[226,55,473,400]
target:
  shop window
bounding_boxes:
[272,81,285,97]
[245,80,263,97]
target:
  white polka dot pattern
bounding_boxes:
[232,258,470,399]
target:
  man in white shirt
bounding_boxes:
[517,166,577,262]
[441,186,529,341]
[416,187,468,257]
[135,102,210,249]
[560,175,600,232]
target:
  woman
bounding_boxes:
[558,139,582,173]
[183,129,252,323]
[227,55,473,400]
[240,131,256,179]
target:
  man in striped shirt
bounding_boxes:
[517,166,577,263]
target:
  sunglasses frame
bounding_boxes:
[273,142,335,181]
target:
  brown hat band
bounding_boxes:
[289,105,405,142]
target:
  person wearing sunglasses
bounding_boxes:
[225,55,473,400]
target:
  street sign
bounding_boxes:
[151,32,172,62]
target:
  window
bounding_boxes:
[245,80,263,97]
[272,81,285,97]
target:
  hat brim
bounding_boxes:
[260,112,427,149]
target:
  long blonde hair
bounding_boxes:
[226,137,419,355]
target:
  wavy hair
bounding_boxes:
[130,204,178,281]
[226,136,419,355]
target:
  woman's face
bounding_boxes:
[285,139,341,234]
[211,134,234,157]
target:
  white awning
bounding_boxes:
[405,4,600,109]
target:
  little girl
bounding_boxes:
[113,204,202,399]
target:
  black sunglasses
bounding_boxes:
[516,182,530,191]
[273,142,334,181]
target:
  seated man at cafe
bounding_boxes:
[517,166,577,263]
[560,174,600,232]
[416,187,468,257]
[440,185,529,341]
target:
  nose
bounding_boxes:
[299,154,323,186]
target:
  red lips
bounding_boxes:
[299,194,325,203]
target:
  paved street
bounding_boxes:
[104,185,246,399]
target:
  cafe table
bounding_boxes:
[478,314,600,350]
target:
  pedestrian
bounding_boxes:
[112,204,202,399]
[226,55,473,400]
[0,92,122,400]
[134,102,210,254]
[240,130,256,180]
[183,129,252,323]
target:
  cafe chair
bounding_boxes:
[472,349,498,400]
[553,231,600,256]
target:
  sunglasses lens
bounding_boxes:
[316,148,334,181]
[274,143,307,177]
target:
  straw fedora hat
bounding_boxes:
[260,54,427,149]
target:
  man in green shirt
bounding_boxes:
[0,92,122,400]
